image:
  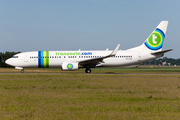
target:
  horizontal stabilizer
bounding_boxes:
[151,49,173,55]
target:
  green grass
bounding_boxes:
[0,73,180,119]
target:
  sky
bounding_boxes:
[0,0,179,58]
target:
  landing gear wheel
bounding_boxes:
[21,69,24,73]
[85,68,91,73]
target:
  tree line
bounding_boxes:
[0,51,20,67]
[141,57,180,66]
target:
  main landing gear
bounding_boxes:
[85,68,91,73]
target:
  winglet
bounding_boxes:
[110,44,120,56]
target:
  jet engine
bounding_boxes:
[61,62,79,70]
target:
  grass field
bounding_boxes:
[0,68,180,119]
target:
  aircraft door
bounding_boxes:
[24,54,28,62]
[137,52,141,61]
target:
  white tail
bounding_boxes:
[127,21,168,52]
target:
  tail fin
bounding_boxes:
[144,21,168,51]
[127,21,168,52]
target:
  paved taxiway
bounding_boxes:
[1,73,180,75]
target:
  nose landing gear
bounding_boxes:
[21,69,24,73]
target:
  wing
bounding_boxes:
[79,44,120,67]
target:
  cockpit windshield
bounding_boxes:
[12,56,18,58]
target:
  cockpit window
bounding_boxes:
[12,56,18,58]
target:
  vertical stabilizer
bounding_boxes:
[144,21,168,51]
[127,21,168,52]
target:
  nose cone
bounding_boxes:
[5,59,11,65]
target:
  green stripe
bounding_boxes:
[46,51,49,68]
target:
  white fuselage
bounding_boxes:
[5,50,161,69]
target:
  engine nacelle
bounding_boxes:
[61,62,79,70]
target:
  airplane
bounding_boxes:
[5,21,172,73]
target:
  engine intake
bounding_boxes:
[61,62,79,70]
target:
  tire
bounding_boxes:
[21,69,24,73]
[85,68,91,73]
